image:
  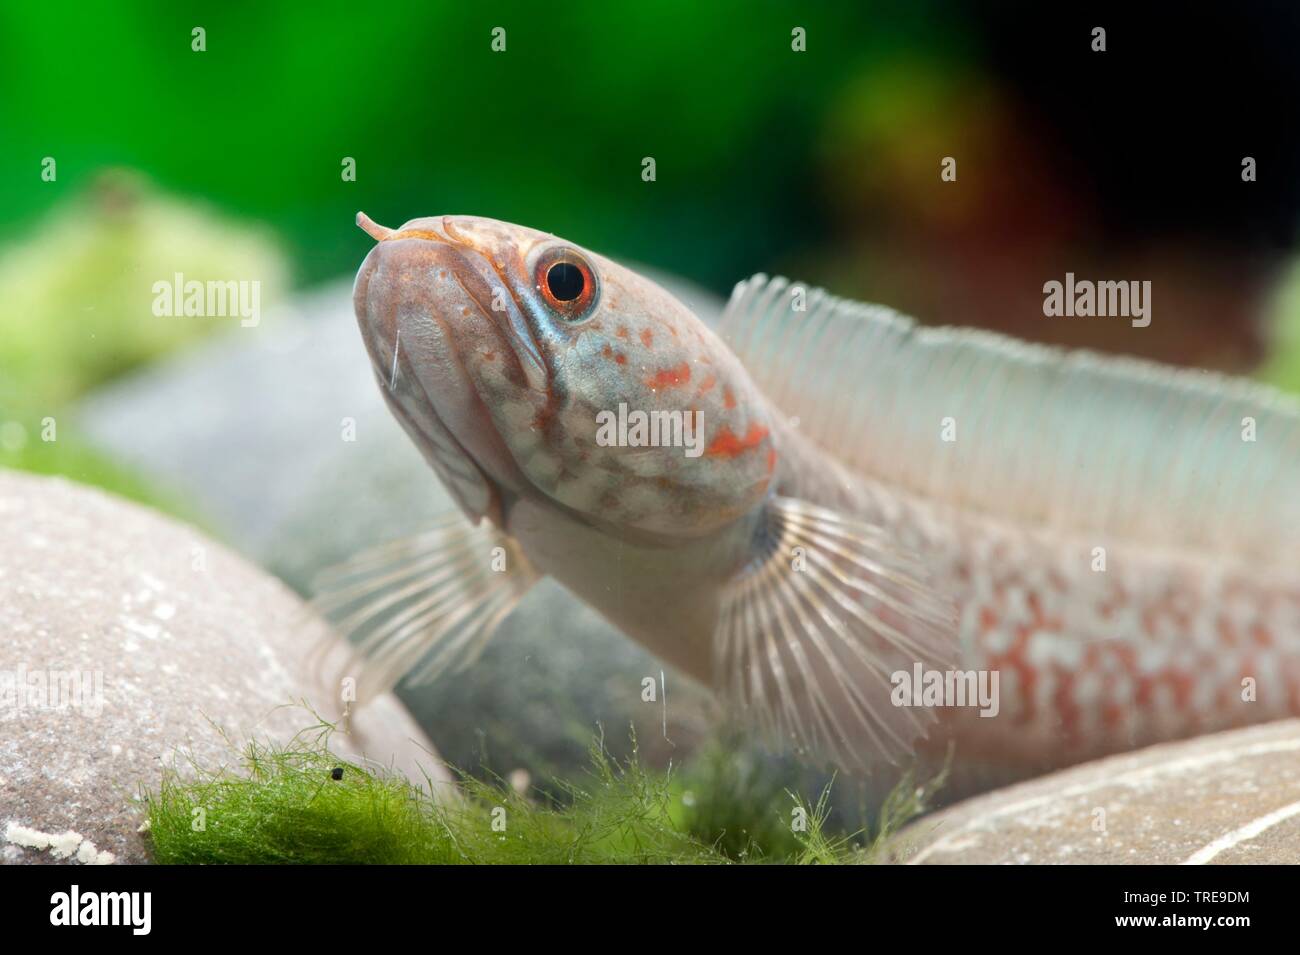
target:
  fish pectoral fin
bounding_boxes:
[714,496,958,771]
[308,511,538,703]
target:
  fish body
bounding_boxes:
[332,212,1300,779]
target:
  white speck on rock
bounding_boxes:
[76,839,116,865]
[4,821,116,864]
[5,821,54,849]
[121,617,164,641]
[140,572,167,593]
[5,822,75,855]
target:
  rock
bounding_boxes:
[0,470,450,865]
[892,718,1300,864]
[75,276,727,781]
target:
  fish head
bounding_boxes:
[353,213,775,537]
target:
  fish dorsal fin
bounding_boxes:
[718,274,1300,563]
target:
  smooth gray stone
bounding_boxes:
[892,718,1300,864]
[0,470,448,865]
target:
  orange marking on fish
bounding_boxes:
[696,374,717,397]
[382,228,444,243]
[532,392,560,434]
[640,329,654,347]
[705,423,769,459]
[616,327,630,340]
[723,388,737,410]
[615,353,627,365]
[980,607,998,634]
[646,362,691,390]
[1054,671,1080,739]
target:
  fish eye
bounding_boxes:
[547,262,584,301]
[535,248,598,321]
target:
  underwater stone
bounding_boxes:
[0,470,450,865]
[893,717,1300,864]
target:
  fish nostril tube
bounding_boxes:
[356,211,394,241]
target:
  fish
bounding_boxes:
[318,210,1300,779]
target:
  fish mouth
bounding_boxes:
[352,216,539,521]
[358,213,547,390]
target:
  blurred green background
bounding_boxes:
[0,1,962,507]
[0,2,974,286]
[3,0,1300,522]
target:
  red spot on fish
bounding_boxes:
[1217,614,1238,647]
[766,447,777,474]
[705,423,769,458]
[723,388,737,410]
[616,327,630,340]
[646,362,691,389]
[532,394,559,434]
[696,374,717,396]
[979,607,998,634]
[640,329,654,347]
[615,353,627,365]
[603,344,626,365]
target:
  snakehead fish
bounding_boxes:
[320,211,1300,778]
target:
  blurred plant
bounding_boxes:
[0,169,287,415]
[0,170,287,514]
[1257,259,1300,396]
